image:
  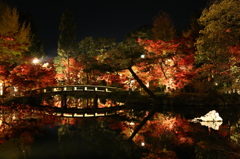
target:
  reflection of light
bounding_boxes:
[191,110,223,122]
[84,114,94,117]
[63,113,72,117]
[95,113,105,117]
[0,83,3,96]
[141,142,145,146]
[141,54,145,58]
[129,122,135,126]
[199,121,223,130]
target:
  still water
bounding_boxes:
[0,105,239,159]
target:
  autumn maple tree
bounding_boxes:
[138,38,195,92]
[9,62,56,92]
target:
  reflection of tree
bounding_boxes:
[124,111,240,159]
[230,119,240,143]
[0,103,59,142]
[0,138,31,159]
[58,118,143,159]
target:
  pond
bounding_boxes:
[0,104,239,159]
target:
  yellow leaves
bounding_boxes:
[0,6,19,33]
[0,1,31,58]
[196,0,240,66]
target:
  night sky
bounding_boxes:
[8,0,207,57]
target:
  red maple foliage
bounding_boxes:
[9,63,56,92]
[138,38,195,92]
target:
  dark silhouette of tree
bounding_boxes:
[57,9,78,80]
[152,11,176,41]
[19,11,45,58]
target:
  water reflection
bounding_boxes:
[0,105,239,158]
[198,121,223,130]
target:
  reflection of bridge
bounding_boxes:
[6,85,146,118]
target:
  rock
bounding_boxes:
[191,110,223,122]
[190,110,223,130]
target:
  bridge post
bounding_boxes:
[61,94,67,109]
[94,94,98,109]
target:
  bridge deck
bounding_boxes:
[2,85,146,118]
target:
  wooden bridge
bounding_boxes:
[4,85,147,118]
[35,85,118,94]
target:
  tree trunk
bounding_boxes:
[128,67,156,99]
[127,66,160,140]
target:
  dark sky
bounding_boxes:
[8,0,207,57]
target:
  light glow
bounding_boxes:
[141,54,145,58]
[32,58,39,64]
[129,122,135,126]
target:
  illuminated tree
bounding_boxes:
[195,0,240,92]
[98,38,158,98]
[56,57,85,85]
[77,37,116,84]
[9,62,56,92]
[0,1,31,63]
[138,38,195,92]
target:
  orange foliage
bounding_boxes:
[9,63,56,91]
[138,38,195,91]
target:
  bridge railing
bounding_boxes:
[37,85,118,94]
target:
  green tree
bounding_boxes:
[78,36,116,57]
[152,11,176,41]
[195,0,240,91]
[76,37,116,84]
